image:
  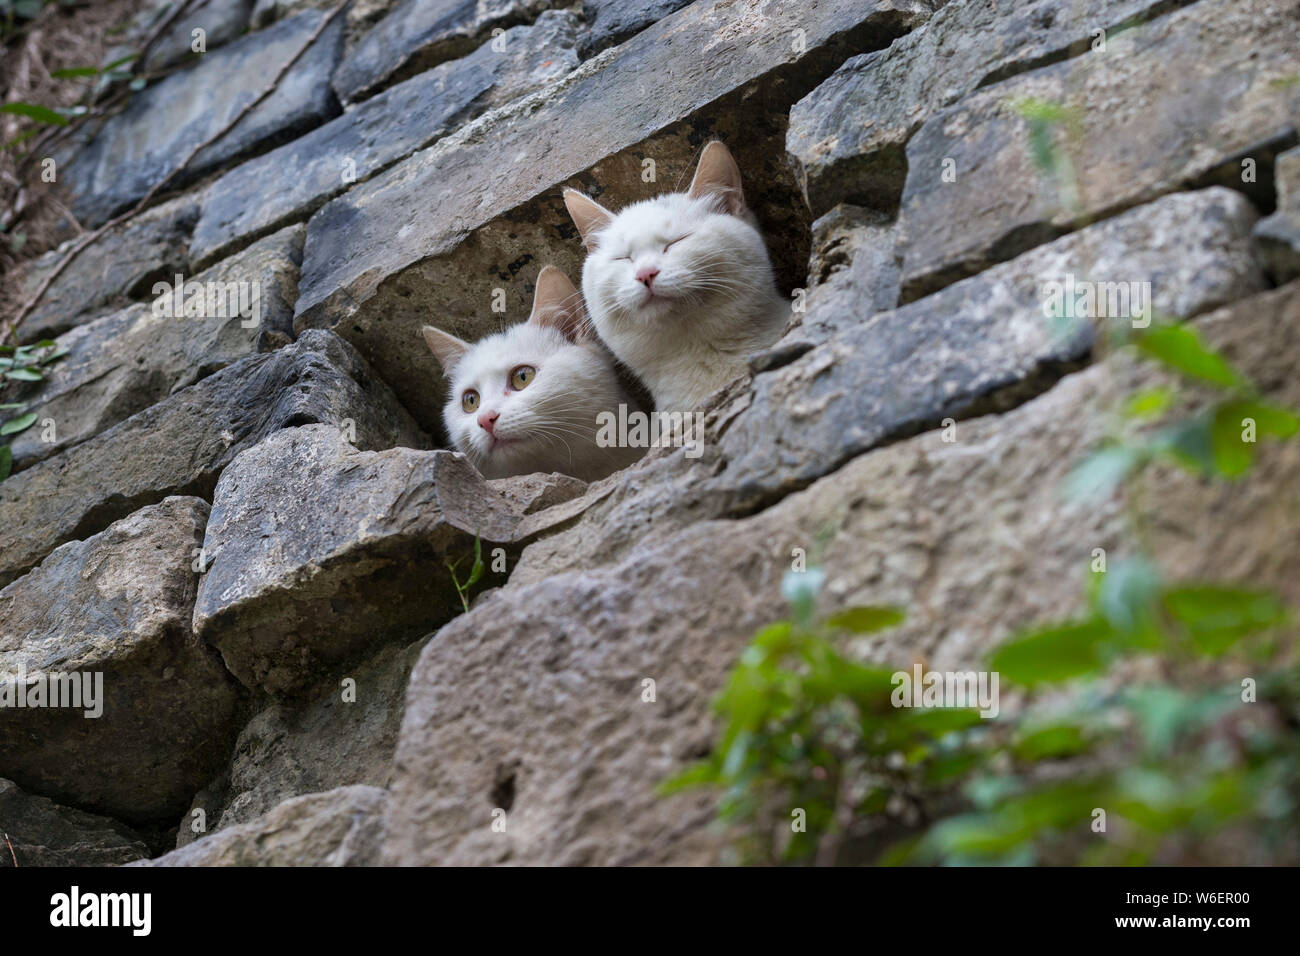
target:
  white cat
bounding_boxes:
[563,141,788,412]
[420,266,644,482]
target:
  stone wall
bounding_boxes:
[2,0,1298,865]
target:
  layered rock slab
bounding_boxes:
[0,498,240,823]
[295,0,936,431]
[189,10,581,267]
[0,330,425,587]
[178,639,422,845]
[16,193,201,343]
[715,187,1264,513]
[785,0,1193,217]
[331,0,558,105]
[60,9,345,227]
[382,281,1300,865]
[138,786,387,866]
[577,0,695,58]
[193,424,571,697]
[894,0,1300,300]
[6,225,305,474]
[0,777,149,866]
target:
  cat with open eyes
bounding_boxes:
[420,266,645,482]
[563,141,788,412]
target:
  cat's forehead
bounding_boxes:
[451,323,569,384]
[607,193,710,240]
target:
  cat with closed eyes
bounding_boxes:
[421,266,645,482]
[563,141,788,412]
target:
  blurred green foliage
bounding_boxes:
[0,338,66,480]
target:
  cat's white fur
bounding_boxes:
[420,267,643,482]
[564,141,788,411]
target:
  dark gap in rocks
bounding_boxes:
[491,765,518,812]
[1190,130,1298,218]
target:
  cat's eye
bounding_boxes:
[461,389,479,413]
[664,234,691,252]
[510,365,536,390]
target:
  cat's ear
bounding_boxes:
[688,140,746,216]
[528,266,586,341]
[421,324,470,372]
[563,188,613,250]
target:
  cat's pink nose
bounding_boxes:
[635,266,659,289]
[477,410,499,434]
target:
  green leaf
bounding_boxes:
[1151,414,1216,476]
[4,367,43,381]
[0,412,37,435]
[50,66,102,79]
[1211,399,1300,478]
[824,605,905,634]
[1012,723,1091,761]
[465,535,484,587]
[1135,324,1243,388]
[0,445,10,482]
[0,102,69,126]
[1065,444,1143,501]
[1095,556,1162,638]
[1122,386,1175,420]
[990,617,1115,686]
[1163,585,1288,655]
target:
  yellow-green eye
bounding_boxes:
[510,365,536,390]
[461,389,479,413]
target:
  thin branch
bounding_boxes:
[3,1,348,346]
[4,831,16,867]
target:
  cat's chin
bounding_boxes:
[622,293,679,321]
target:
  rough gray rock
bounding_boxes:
[177,639,422,847]
[785,0,1190,217]
[577,0,694,58]
[780,203,901,347]
[194,424,536,697]
[0,330,426,588]
[1254,146,1300,284]
[16,193,201,343]
[0,777,150,866]
[190,10,581,267]
[0,498,241,823]
[714,187,1264,512]
[382,281,1300,865]
[140,786,387,866]
[296,0,935,432]
[252,0,400,37]
[6,225,304,474]
[331,0,557,105]
[140,0,255,73]
[60,9,344,227]
[894,0,1300,300]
